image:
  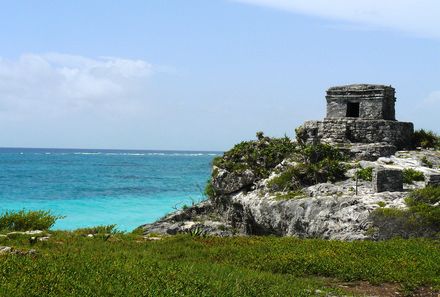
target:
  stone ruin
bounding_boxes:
[373,168,403,193]
[297,84,414,160]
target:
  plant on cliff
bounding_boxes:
[402,168,425,184]
[212,132,296,179]
[268,143,346,191]
[413,129,440,149]
[204,179,216,198]
[371,186,440,239]
[355,167,373,181]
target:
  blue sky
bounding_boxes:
[0,1,439,151]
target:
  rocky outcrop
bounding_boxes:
[140,149,439,241]
[212,169,255,194]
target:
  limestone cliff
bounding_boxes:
[140,138,440,240]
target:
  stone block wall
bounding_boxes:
[300,119,414,150]
[426,174,440,187]
[326,84,396,120]
[373,168,403,193]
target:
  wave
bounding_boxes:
[24,151,221,157]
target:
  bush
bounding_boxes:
[213,132,296,179]
[0,210,61,231]
[355,167,373,181]
[421,156,433,168]
[403,168,425,184]
[413,129,439,149]
[204,179,216,198]
[74,224,120,235]
[268,144,346,191]
[371,186,440,239]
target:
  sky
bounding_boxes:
[0,1,439,151]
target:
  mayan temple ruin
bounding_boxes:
[297,84,414,160]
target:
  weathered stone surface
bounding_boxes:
[0,246,36,256]
[0,246,12,255]
[326,84,396,120]
[349,143,397,161]
[426,174,440,186]
[212,169,255,194]
[223,190,406,240]
[373,168,403,193]
[140,149,439,240]
[301,119,413,149]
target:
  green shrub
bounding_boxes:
[421,156,433,168]
[377,201,386,208]
[355,167,373,181]
[268,144,346,191]
[204,179,216,198]
[74,224,121,235]
[403,168,425,184]
[413,129,440,149]
[371,186,440,239]
[407,185,440,206]
[213,132,296,178]
[267,166,299,191]
[0,210,61,232]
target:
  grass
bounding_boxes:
[0,232,439,296]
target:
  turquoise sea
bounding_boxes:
[0,148,219,231]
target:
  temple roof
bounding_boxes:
[327,84,395,98]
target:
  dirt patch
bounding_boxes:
[331,280,439,297]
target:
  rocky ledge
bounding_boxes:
[140,139,440,241]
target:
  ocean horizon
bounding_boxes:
[0,147,221,231]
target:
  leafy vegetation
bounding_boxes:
[413,129,440,149]
[355,166,373,181]
[0,210,62,232]
[73,224,121,235]
[212,132,296,179]
[204,179,216,198]
[268,144,346,191]
[402,168,425,184]
[421,156,434,168]
[371,186,440,239]
[0,230,439,296]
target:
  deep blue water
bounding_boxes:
[0,148,219,231]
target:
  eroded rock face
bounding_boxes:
[140,149,439,240]
[223,190,406,240]
[212,169,256,194]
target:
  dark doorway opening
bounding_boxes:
[346,102,360,117]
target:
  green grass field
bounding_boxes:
[0,231,439,296]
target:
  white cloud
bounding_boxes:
[233,0,440,38]
[0,53,153,118]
